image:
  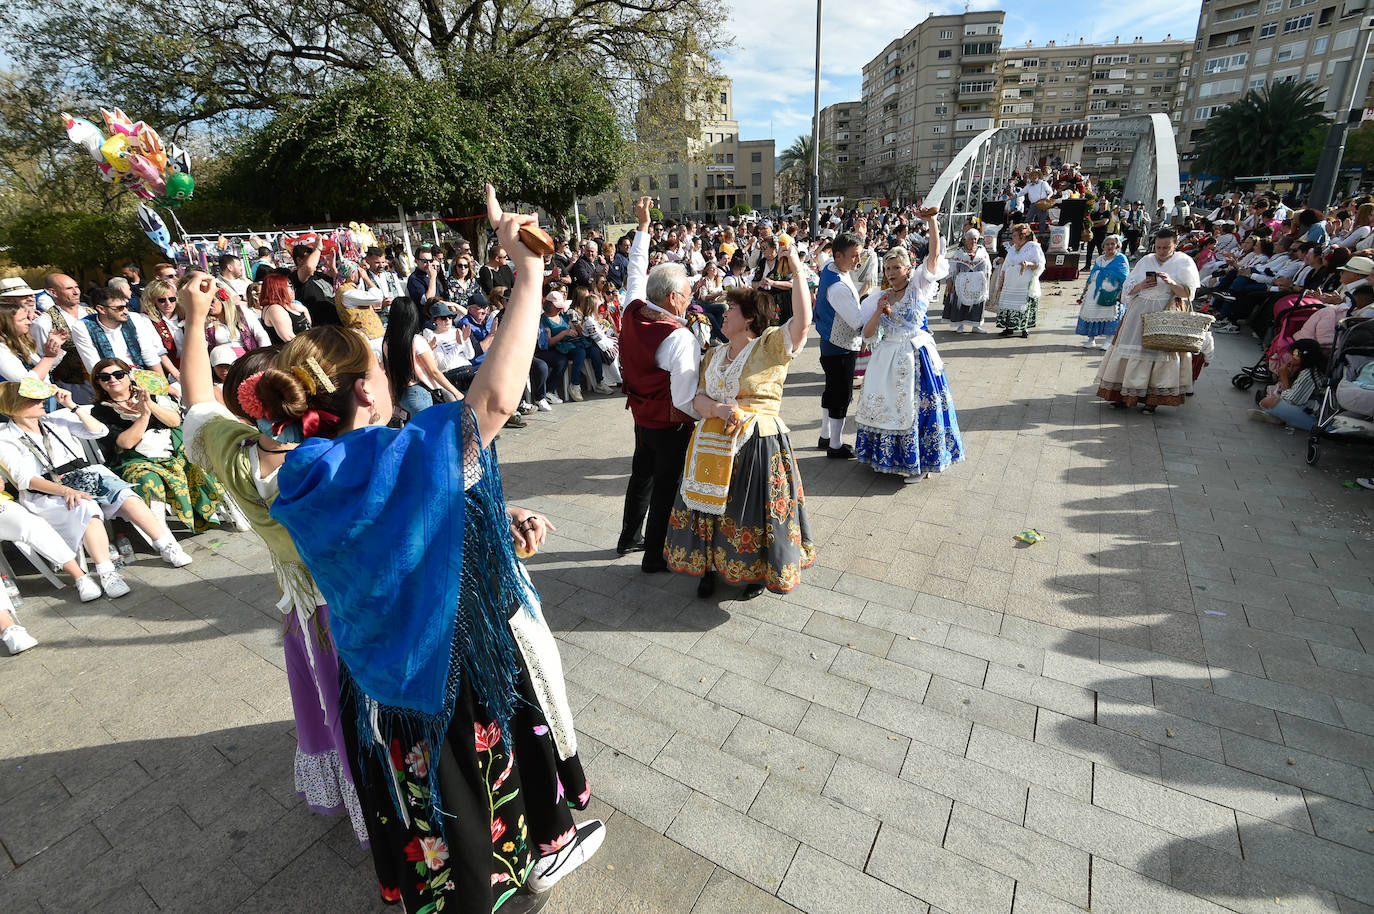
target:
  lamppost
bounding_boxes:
[810,0,822,239]
[1311,15,1374,208]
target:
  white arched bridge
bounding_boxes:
[925,113,1180,242]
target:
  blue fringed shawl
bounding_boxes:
[270,402,534,828]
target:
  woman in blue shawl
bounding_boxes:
[1076,234,1130,349]
[240,188,601,912]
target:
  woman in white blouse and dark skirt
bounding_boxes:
[995,224,1045,338]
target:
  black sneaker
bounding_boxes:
[826,444,856,460]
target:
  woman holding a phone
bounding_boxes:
[1094,227,1201,413]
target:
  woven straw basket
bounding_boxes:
[1142,302,1214,353]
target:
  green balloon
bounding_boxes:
[164,171,195,202]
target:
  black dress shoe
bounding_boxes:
[697,571,717,599]
[740,582,766,600]
[641,560,669,574]
[1020,330,1029,339]
[826,444,856,460]
[999,328,1014,337]
[817,437,829,450]
[615,534,645,556]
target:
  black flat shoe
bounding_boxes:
[697,571,717,599]
[615,534,645,556]
[740,582,766,600]
[817,437,829,450]
[826,444,856,460]
[641,560,669,574]
[1020,330,1028,338]
[999,329,1014,337]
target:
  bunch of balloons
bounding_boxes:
[62,108,195,209]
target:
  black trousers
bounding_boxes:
[820,352,858,418]
[1124,229,1143,256]
[620,422,694,567]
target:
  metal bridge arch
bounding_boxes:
[925,113,1180,242]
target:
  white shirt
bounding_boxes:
[823,266,869,331]
[70,312,167,372]
[1022,179,1053,204]
[31,305,91,354]
[0,410,107,493]
[424,326,474,372]
[1338,225,1372,249]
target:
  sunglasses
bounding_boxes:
[417,258,434,264]
[155,296,177,303]
[94,369,128,383]
[104,304,130,312]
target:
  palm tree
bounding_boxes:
[1196,81,1329,181]
[780,134,838,213]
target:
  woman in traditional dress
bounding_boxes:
[665,243,816,601]
[142,279,185,380]
[853,209,965,482]
[1076,234,1129,349]
[1094,227,1201,414]
[996,223,1045,338]
[178,294,371,853]
[88,357,226,533]
[249,188,601,912]
[944,229,992,333]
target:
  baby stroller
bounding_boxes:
[1231,292,1323,391]
[1305,318,1374,465]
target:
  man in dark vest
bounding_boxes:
[813,232,869,458]
[616,195,701,571]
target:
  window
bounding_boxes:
[1277,39,1306,59]
[1313,35,1329,53]
[1260,20,1279,35]
[1305,62,1323,80]
[1195,105,1220,119]
[938,49,952,58]
[1249,73,1268,88]
[937,69,953,78]
[1094,53,1130,64]
[1283,13,1313,29]
[725,153,733,163]
[1204,52,1249,72]
[1335,27,1359,49]
[933,105,948,115]
[1255,46,1273,63]
[648,176,659,190]
[668,173,679,188]
[751,172,761,186]
[939,29,953,39]
[630,178,640,191]
[751,151,761,163]
[1266,0,1283,8]
[931,125,947,134]
[963,41,995,55]
[1290,0,1314,6]
[1274,66,1302,81]
[752,194,762,209]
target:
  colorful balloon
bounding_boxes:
[132,122,166,174]
[100,133,132,172]
[167,144,192,178]
[156,171,195,208]
[62,113,107,163]
[101,107,135,137]
[127,155,166,194]
[137,204,177,257]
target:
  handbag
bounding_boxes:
[60,468,103,495]
[1142,298,1214,353]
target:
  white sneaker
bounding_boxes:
[535,399,553,412]
[520,402,539,415]
[956,325,970,334]
[99,570,131,598]
[544,393,563,405]
[1095,339,1109,349]
[75,575,101,603]
[526,820,605,894]
[159,541,193,568]
[1081,337,1095,347]
[2,625,37,654]
[592,382,614,395]
[568,388,584,402]
[971,325,989,334]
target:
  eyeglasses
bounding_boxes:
[104,304,130,312]
[155,296,177,303]
[94,369,128,382]
[417,258,434,264]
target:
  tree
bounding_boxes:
[779,134,838,214]
[1196,82,1329,181]
[214,64,627,232]
[1341,123,1374,175]
[0,208,149,281]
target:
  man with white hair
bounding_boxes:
[569,240,600,289]
[616,196,701,569]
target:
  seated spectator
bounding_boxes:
[89,358,226,533]
[382,296,461,418]
[0,298,65,382]
[0,380,190,592]
[460,292,497,364]
[1249,339,1326,429]
[71,286,166,376]
[141,279,185,378]
[540,290,604,401]
[571,286,619,388]
[259,272,313,344]
[424,302,476,391]
[0,487,107,605]
[692,260,728,342]
[207,280,270,355]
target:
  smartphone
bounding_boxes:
[1145,271,1158,279]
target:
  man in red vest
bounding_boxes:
[616,196,701,571]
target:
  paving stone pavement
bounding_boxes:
[2,275,1373,913]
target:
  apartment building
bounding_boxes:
[818,100,865,198]
[857,11,1007,200]
[1180,0,1374,180]
[586,75,776,224]
[999,37,1189,177]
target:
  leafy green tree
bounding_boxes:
[779,135,839,214]
[1,208,149,280]
[1196,82,1329,180]
[214,64,627,231]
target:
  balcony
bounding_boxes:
[957,83,998,99]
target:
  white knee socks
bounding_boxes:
[820,409,833,446]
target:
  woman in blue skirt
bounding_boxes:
[1076,234,1129,349]
[854,208,965,482]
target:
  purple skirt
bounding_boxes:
[283,603,367,845]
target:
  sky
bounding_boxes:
[720,0,1204,148]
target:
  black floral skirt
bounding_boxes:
[341,662,590,912]
[665,430,816,593]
